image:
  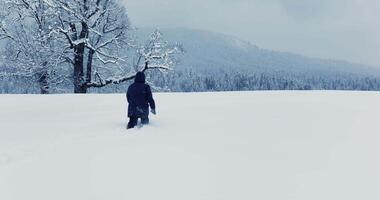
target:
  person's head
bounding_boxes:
[135,71,146,83]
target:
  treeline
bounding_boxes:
[148,69,380,92]
[2,68,380,94]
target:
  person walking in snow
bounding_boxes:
[126,71,156,129]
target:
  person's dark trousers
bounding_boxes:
[127,117,138,129]
[141,116,149,125]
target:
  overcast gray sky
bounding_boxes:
[122,0,380,67]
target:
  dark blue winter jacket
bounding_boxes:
[127,72,156,117]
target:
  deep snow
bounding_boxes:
[0,91,379,200]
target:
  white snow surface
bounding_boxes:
[0,91,379,200]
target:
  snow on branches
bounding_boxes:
[137,29,183,72]
[0,21,13,40]
[0,2,13,40]
[0,0,68,94]
[87,29,183,88]
[46,0,133,93]
[0,0,183,93]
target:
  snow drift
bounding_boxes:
[0,92,379,200]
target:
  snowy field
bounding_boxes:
[0,91,379,200]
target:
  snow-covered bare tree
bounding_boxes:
[1,0,183,94]
[87,29,183,88]
[44,0,132,93]
[0,0,66,94]
[46,0,183,93]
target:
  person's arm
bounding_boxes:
[146,85,156,110]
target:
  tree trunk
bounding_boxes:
[73,44,86,93]
[86,49,95,84]
[73,22,88,94]
[38,72,49,94]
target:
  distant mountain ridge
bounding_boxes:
[136,27,380,77]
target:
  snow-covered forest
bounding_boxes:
[1,1,380,94]
[0,0,181,94]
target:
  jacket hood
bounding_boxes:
[135,72,146,83]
